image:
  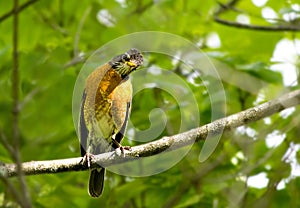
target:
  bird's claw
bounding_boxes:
[120,145,131,152]
[81,153,94,168]
[112,137,131,155]
[115,145,131,156]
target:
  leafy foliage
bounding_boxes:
[0,0,300,207]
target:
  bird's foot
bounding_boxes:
[81,153,94,168]
[115,145,131,156]
[120,145,131,151]
[112,138,131,155]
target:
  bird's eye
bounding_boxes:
[122,54,130,62]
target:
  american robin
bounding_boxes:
[79,48,143,197]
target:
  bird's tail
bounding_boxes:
[88,168,105,197]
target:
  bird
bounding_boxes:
[79,48,143,197]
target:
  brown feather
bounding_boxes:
[79,49,143,197]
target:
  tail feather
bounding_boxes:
[88,168,105,197]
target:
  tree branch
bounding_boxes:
[214,16,300,32]
[214,0,300,31]
[11,0,32,206]
[1,89,300,177]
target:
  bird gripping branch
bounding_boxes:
[79,48,143,197]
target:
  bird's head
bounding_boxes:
[109,48,143,78]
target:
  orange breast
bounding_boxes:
[83,63,128,138]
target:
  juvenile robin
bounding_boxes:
[79,48,143,197]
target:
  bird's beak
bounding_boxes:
[126,61,137,68]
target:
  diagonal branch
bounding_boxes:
[214,0,300,31]
[1,89,300,177]
[0,0,39,23]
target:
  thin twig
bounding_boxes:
[74,6,91,57]
[63,53,86,69]
[214,16,300,31]
[62,7,92,69]
[2,89,300,177]
[18,88,41,110]
[12,0,32,207]
[214,0,300,31]
[0,0,39,23]
[12,0,19,142]
[64,50,93,69]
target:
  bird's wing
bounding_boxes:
[79,90,88,157]
[111,77,132,146]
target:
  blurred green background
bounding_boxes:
[0,0,300,207]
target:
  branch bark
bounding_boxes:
[1,89,300,177]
